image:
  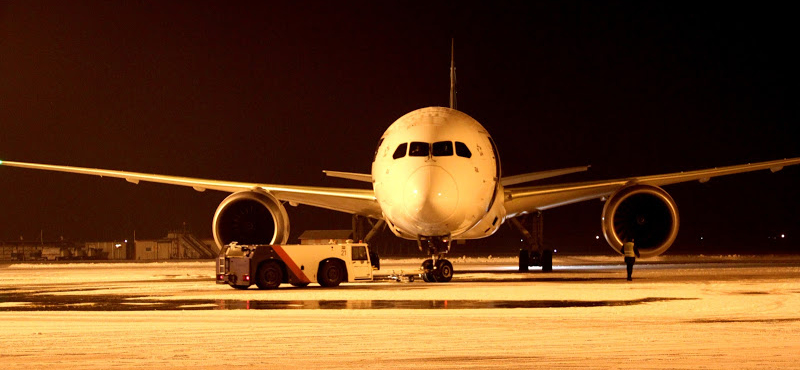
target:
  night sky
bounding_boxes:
[1,1,797,254]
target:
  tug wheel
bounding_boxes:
[255,261,283,289]
[318,260,345,287]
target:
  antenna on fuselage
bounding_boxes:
[449,38,457,110]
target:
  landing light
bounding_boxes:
[782,234,786,239]
[595,235,600,240]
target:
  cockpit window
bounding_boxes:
[392,143,407,159]
[373,138,384,162]
[455,141,472,158]
[432,141,454,157]
[409,142,430,157]
[395,141,471,159]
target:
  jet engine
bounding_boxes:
[212,190,290,249]
[601,184,679,258]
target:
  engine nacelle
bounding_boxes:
[601,184,679,258]
[212,191,290,250]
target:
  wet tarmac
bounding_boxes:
[3,256,800,369]
[2,255,797,312]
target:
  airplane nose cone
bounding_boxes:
[404,166,459,224]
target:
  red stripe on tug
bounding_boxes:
[272,245,312,284]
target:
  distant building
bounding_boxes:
[133,231,217,260]
[0,240,84,261]
[0,231,218,262]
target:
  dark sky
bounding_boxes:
[1,1,797,253]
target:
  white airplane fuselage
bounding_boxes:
[372,107,506,241]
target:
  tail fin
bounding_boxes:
[449,38,457,110]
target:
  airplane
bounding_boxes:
[2,46,799,283]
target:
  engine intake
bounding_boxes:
[212,191,290,249]
[601,185,679,258]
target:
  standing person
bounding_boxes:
[621,239,640,281]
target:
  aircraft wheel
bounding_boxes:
[435,259,453,282]
[256,261,283,289]
[318,259,344,287]
[519,249,529,272]
[542,249,553,272]
[420,259,435,282]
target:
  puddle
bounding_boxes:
[0,291,692,311]
[212,297,690,310]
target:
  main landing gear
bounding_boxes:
[518,248,552,272]
[511,212,553,272]
[418,235,454,283]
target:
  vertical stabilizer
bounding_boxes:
[449,38,457,110]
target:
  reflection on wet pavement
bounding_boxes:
[0,290,692,311]
[212,297,691,310]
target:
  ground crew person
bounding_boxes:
[621,239,640,281]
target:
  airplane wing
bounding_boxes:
[503,157,800,217]
[500,165,590,186]
[0,160,382,218]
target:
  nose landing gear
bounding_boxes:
[420,257,454,282]
[417,235,454,283]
